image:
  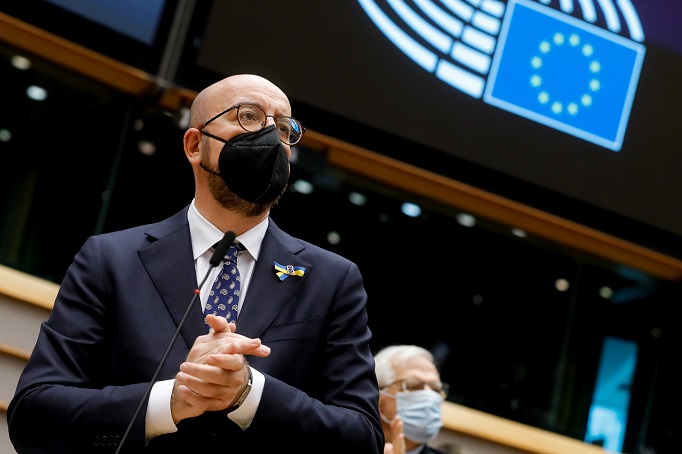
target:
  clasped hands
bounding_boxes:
[171,314,271,423]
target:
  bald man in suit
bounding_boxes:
[9,74,384,454]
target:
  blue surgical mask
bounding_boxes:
[381,389,444,443]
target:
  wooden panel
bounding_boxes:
[0,295,50,354]
[0,12,195,111]
[0,265,58,310]
[320,135,682,281]
[0,265,54,354]
[435,428,531,454]
[0,351,25,405]
[0,409,19,454]
[440,401,614,454]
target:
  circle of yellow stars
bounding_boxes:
[530,32,601,115]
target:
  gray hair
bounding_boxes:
[374,344,434,388]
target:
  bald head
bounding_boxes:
[189,74,291,129]
[182,73,294,223]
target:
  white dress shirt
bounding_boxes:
[145,199,267,439]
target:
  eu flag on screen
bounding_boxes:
[483,0,645,151]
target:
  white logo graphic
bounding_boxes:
[358,0,646,151]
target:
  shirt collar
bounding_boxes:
[187,199,268,261]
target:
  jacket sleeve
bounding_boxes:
[245,260,385,454]
[8,235,151,452]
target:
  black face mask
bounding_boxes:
[200,125,290,204]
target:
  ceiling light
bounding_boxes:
[348,191,367,206]
[599,286,614,299]
[555,278,570,292]
[327,230,341,245]
[456,213,476,227]
[401,202,421,217]
[11,55,31,70]
[26,85,47,101]
[137,140,156,156]
[0,129,12,142]
[291,179,314,194]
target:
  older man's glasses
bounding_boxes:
[200,103,306,145]
[383,378,449,399]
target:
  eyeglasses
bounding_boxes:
[199,103,306,145]
[383,378,449,399]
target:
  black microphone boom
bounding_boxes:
[115,230,237,453]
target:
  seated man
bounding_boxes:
[374,345,450,454]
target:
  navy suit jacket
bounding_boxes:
[8,207,384,453]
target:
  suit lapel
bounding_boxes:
[138,208,205,348]
[236,221,311,339]
[135,213,312,347]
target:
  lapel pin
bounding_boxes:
[274,261,306,281]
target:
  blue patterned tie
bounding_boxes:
[204,243,241,331]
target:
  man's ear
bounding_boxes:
[184,128,203,163]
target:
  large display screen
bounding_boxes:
[43,0,166,46]
[0,0,176,73]
[196,0,682,256]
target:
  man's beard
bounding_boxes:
[201,149,285,217]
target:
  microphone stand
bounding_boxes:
[114,230,236,453]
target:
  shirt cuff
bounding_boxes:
[145,379,178,440]
[227,367,265,429]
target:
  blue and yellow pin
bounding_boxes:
[274,261,306,281]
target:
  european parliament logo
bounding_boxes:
[358,0,646,151]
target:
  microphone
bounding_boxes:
[115,230,237,453]
[210,230,235,267]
